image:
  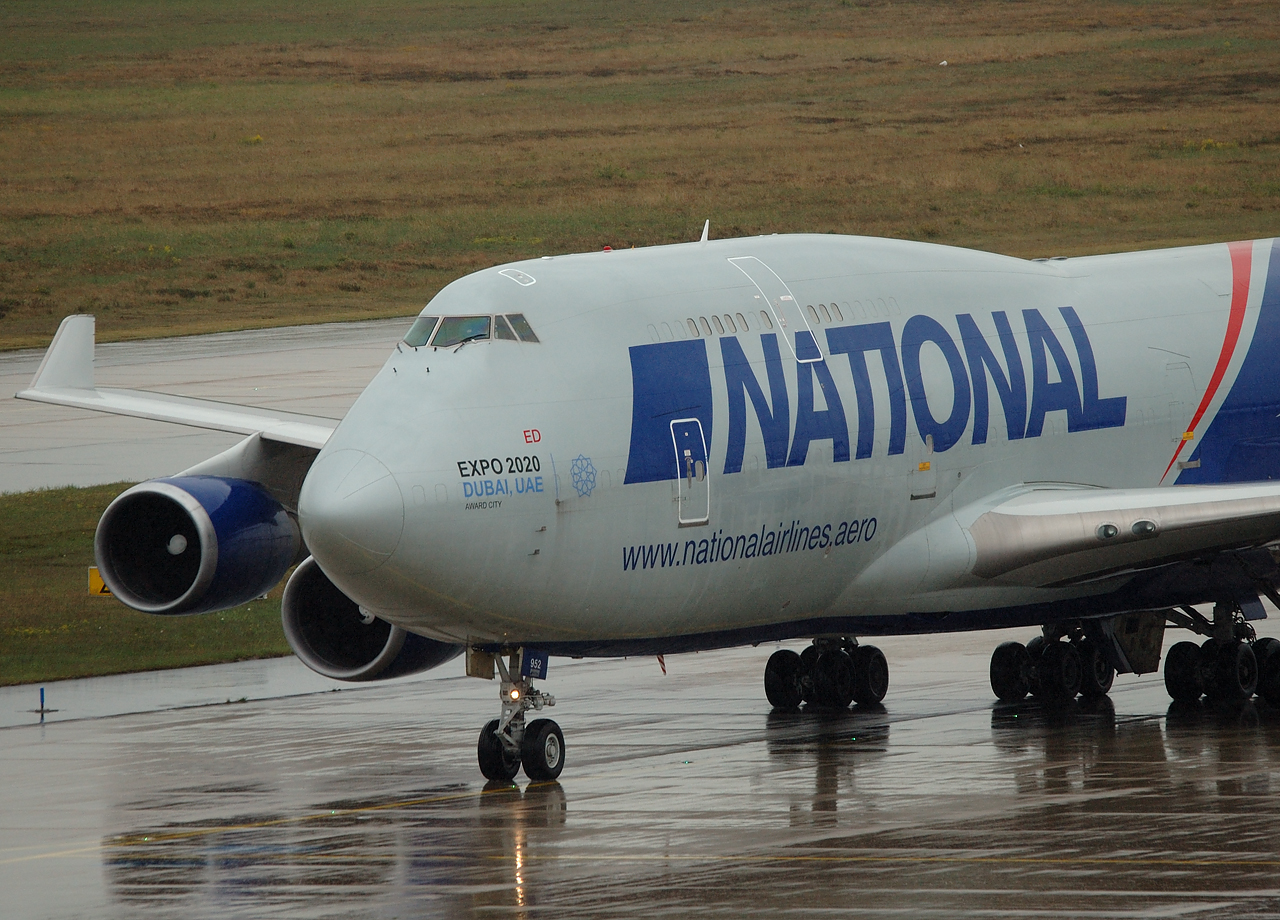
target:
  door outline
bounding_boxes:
[670,418,710,527]
[728,256,823,363]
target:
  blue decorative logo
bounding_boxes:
[570,455,597,497]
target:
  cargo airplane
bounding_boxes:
[18,229,1280,781]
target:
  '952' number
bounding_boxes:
[458,456,541,477]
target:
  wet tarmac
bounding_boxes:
[0,318,411,493]
[6,626,1280,920]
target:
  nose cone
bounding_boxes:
[299,448,405,577]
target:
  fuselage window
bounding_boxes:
[759,310,773,330]
[505,313,540,343]
[700,316,713,336]
[736,312,749,331]
[673,319,688,339]
[806,304,820,323]
[831,302,844,322]
[687,318,700,336]
[432,315,491,347]
[819,303,832,323]
[404,315,440,347]
[722,314,736,333]
[712,315,725,335]
[494,314,518,340]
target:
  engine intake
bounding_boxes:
[95,476,299,615]
[282,556,462,681]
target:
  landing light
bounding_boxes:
[509,688,521,701]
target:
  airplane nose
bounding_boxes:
[299,448,405,577]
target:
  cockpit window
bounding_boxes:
[403,315,440,347]
[494,314,518,340]
[432,315,491,347]
[506,313,540,343]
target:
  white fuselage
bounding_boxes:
[298,234,1275,650]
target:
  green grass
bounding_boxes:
[1,0,1278,348]
[0,484,291,686]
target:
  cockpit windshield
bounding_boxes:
[402,313,540,349]
[431,315,491,347]
[403,315,439,347]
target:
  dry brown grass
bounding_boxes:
[1,0,1278,349]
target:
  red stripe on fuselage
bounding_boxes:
[1161,240,1254,482]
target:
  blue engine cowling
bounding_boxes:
[95,476,300,615]
[282,556,463,681]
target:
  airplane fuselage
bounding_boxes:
[299,234,1280,654]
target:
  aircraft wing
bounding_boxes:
[965,482,1280,588]
[14,315,337,450]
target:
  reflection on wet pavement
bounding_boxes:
[6,631,1280,918]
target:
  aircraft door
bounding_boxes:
[1165,361,1196,444]
[671,418,710,526]
[728,257,822,363]
[910,433,937,500]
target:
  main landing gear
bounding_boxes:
[989,624,1115,704]
[988,604,1280,708]
[1162,603,1280,706]
[764,638,889,710]
[477,652,564,782]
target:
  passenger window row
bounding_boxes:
[643,297,902,344]
[805,302,844,324]
[403,313,540,349]
[685,310,774,338]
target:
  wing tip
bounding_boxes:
[28,314,95,391]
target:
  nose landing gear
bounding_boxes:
[476,651,563,782]
[764,638,889,710]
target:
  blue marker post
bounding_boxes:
[32,687,58,723]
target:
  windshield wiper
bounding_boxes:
[453,333,488,352]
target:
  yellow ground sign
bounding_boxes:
[88,566,112,596]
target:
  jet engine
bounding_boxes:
[281,556,463,681]
[95,476,300,615]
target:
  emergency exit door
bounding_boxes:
[728,256,823,362]
[671,418,710,526]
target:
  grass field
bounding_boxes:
[0,484,290,686]
[1,0,1278,349]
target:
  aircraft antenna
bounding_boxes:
[700,219,710,244]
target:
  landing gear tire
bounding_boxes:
[990,641,1033,702]
[1164,640,1204,702]
[478,718,521,781]
[1206,640,1258,702]
[811,650,856,709]
[764,649,805,709]
[799,645,821,704]
[1253,637,1280,707]
[520,718,565,781]
[1075,638,1115,699]
[1035,641,1082,704]
[852,645,889,705]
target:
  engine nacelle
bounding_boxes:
[282,556,463,681]
[95,476,300,615]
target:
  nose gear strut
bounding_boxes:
[476,650,564,782]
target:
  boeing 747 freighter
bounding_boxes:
[19,230,1280,780]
